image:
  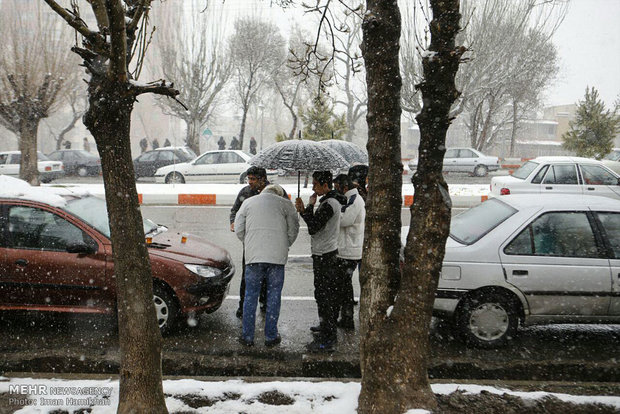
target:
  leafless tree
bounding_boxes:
[0,0,78,184]
[44,88,88,151]
[229,17,286,150]
[43,0,180,412]
[153,3,231,155]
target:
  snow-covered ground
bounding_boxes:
[1,377,619,414]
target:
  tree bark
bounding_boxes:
[83,79,167,414]
[509,98,519,157]
[186,118,200,155]
[358,1,407,413]
[18,118,40,185]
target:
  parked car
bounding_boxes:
[133,147,197,179]
[408,147,500,177]
[47,149,101,176]
[490,156,620,199]
[401,194,620,347]
[0,178,234,333]
[602,148,620,174]
[0,150,64,183]
[154,150,276,184]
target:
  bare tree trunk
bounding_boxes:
[186,118,200,155]
[83,81,167,414]
[19,119,40,185]
[238,109,248,150]
[288,111,298,140]
[509,98,518,157]
[358,1,407,412]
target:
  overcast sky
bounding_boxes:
[547,0,620,107]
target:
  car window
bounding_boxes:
[450,198,517,245]
[0,154,8,164]
[220,152,244,163]
[542,164,578,185]
[596,212,620,259]
[47,152,62,161]
[444,149,458,158]
[7,206,94,251]
[531,165,549,184]
[580,164,618,185]
[505,212,599,258]
[512,161,539,179]
[195,153,221,165]
[138,151,159,162]
[460,149,476,158]
[603,151,620,161]
[157,151,177,162]
[8,154,20,164]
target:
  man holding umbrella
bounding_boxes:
[295,171,347,353]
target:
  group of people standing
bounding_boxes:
[217,136,258,155]
[230,165,367,353]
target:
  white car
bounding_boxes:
[602,148,620,175]
[490,156,620,199]
[154,150,276,184]
[401,194,620,347]
[408,147,500,177]
[0,151,64,183]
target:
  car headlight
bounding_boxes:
[184,264,223,278]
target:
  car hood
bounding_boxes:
[147,228,231,268]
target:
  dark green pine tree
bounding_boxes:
[562,87,620,159]
[300,93,347,141]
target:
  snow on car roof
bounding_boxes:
[497,193,620,211]
[0,175,92,207]
[531,156,606,163]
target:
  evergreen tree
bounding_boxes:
[300,93,347,140]
[562,87,620,159]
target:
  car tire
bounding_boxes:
[473,164,488,177]
[239,172,247,184]
[153,284,180,335]
[77,166,89,177]
[165,172,185,184]
[456,292,518,348]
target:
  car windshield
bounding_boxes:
[511,161,539,179]
[450,198,517,245]
[37,152,50,161]
[63,195,160,238]
[180,147,197,159]
[604,151,620,161]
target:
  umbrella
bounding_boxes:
[319,139,368,164]
[249,139,349,197]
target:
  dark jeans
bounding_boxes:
[338,258,359,322]
[238,251,266,311]
[312,250,347,343]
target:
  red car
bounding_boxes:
[0,183,234,333]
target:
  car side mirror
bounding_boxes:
[66,241,97,255]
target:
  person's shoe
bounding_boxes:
[235,308,243,319]
[305,339,336,353]
[238,336,254,347]
[337,319,355,330]
[264,335,282,347]
[309,325,323,332]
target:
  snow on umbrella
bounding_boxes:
[249,139,349,197]
[319,139,368,165]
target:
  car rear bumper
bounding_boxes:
[40,170,66,181]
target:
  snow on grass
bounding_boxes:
[1,377,619,414]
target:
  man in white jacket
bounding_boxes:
[333,174,365,330]
[235,184,299,347]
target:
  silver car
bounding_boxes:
[408,147,499,177]
[401,194,620,347]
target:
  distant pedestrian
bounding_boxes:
[333,174,365,330]
[295,171,347,353]
[164,138,171,147]
[229,136,240,150]
[218,136,226,150]
[63,140,72,149]
[249,137,257,155]
[152,138,160,150]
[139,138,148,153]
[83,137,91,153]
[235,184,299,347]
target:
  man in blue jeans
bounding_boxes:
[234,184,299,346]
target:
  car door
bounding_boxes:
[539,163,583,195]
[4,154,21,176]
[1,204,112,311]
[218,152,248,182]
[188,152,221,182]
[578,164,620,198]
[135,151,159,176]
[594,212,620,315]
[155,150,181,175]
[500,211,611,316]
[0,154,10,176]
[443,149,459,172]
[457,149,478,173]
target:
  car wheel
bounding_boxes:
[165,172,185,184]
[456,292,518,348]
[77,166,89,177]
[473,164,488,177]
[239,172,247,184]
[153,284,180,335]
